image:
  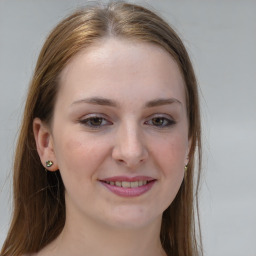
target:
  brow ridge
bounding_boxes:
[71,97,181,108]
[72,97,118,107]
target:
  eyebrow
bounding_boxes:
[145,98,182,107]
[71,97,182,108]
[71,97,119,107]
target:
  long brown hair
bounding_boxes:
[1,2,202,256]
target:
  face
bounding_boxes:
[35,38,190,230]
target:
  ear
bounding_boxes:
[33,117,58,171]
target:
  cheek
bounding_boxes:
[148,133,188,211]
[53,131,110,181]
[152,133,188,176]
[162,136,188,194]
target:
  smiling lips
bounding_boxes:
[99,176,156,197]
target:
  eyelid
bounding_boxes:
[79,113,113,128]
[144,113,176,127]
[78,113,175,129]
[80,113,108,119]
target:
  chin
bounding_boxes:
[104,205,161,230]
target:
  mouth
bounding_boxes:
[102,180,151,188]
[99,176,156,197]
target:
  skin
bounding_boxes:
[33,38,190,256]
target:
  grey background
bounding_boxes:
[0,0,256,255]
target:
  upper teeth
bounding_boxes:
[105,180,148,188]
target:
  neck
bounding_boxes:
[41,209,166,256]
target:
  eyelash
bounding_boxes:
[79,115,175,129]
[79,116,112,128]
[145,116,175,128]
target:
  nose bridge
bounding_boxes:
[112,119,148,167]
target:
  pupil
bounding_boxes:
[153,118,163,126]
[91,118,102,125]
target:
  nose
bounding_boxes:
[112,122,148,169]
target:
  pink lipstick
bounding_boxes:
[99,176,156,197]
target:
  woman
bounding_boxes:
[1,2,202,256]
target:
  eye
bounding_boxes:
[79,116,112,128]
[145,116,175,128]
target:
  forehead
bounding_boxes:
[58,38,186,106]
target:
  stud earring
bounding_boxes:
[46,160,53,168]
[184,165,188,171]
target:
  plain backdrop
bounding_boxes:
[0,0,256,255]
